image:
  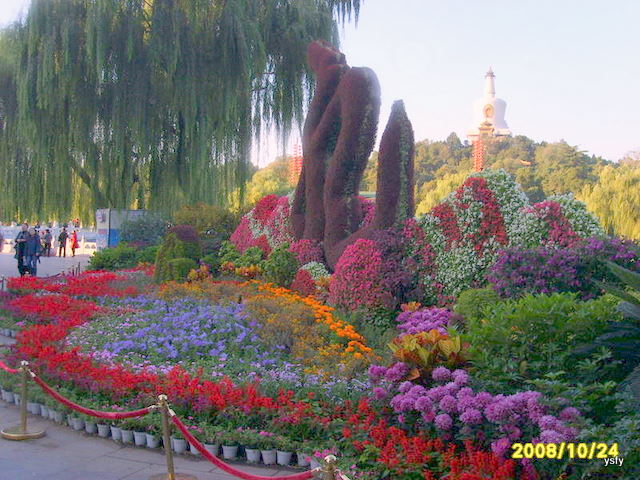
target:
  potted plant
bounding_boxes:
[187,424,205,456]
[119,418,135,444]
[219,430,240,460]
[145,415,161,449]
[110,422,122,442]
[171,428,188,454]
[84,414,98,435]
[296,440,312,468]
[275,436,296,466]
[258,431,277,465]
[202,423,222,456]
[238,429,261,463]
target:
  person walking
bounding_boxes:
[43,229,53,257]
[70,230,79,257]
[23,227,43,276]
[58,227,68,257]
[14,223,29,276]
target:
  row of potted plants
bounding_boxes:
[0,382,319,468]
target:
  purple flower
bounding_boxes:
[434,413,453,430]
[540,430,565,443]
[538,415,560,430]
[415,396,433,412]
[398,381,413,394]
[439,395,458,414]
[559,407,580,421]
[459,408,483,425]
[372,387,388,401]
[452,369,469,386]
[432,367,452,382]
[490,437,511,458]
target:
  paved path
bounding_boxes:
[0,252,90,280]
[0,333,300,480]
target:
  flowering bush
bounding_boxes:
[230,194,293,254]
[370,365,581,456]
[300,261,330,281]
[395,307,453,335]
[288,239,324,265]
[487,236,640,299]
[290,269,317,296]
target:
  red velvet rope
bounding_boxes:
[171,415,317,480]
[32,376,152,420]
[0,360,19,374]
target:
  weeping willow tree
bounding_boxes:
[0,0,360,223]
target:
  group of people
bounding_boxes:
[8,223,80,276]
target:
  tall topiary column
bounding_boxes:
[291,41,416,269]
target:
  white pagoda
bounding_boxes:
[467,68,511,142]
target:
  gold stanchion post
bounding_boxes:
[1,361,45,440]
[149,395,197,480]
[321,455,338,480]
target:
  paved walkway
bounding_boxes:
[0,333,298,480]
[0,252,90,280]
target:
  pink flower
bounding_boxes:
[434,413,453,430]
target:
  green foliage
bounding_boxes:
[173,203,238,254]
[167,225,201,261]
[166,258,197,282]
[453,287,501,322]
[465,293,620,389]
[219,241,241,265]
[261,245,299,287]
[0,0,359,222]
[135,245,159,265]
[201,253,221,274]
[119,213,169,247]
[88,243,139,271]
[153,233,186,283]
[579,262,640,404]
[237,247,265,268]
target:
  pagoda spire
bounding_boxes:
[485,67,495,96]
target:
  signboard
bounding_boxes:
[95,209,149,250]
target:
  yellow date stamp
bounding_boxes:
[511,442,620,460]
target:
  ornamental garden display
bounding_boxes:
[1,41,640,480]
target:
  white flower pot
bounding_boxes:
[85,421,98,434]
[67,415,74,428]
[110,426,122,442]
[13,393,21,405]
[222,445,238,460]
[261,449,277,465]
[53,411,63,423]
[72,418,85,431]
[245,448,261,463]
[26,402,39,414]
[121,429,134,444]
[189,442,201,456]
[133,431,147,446]
[0,389,10,402]
[297,452,310,467]
[47,407,56,420]
[277,451,293,466]
[146,433,160,448]
[204,443,218,456]
[97,424,110,437]
[172,437,187,454]
[39,404,48,417]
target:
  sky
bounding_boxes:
[1,0,638,164]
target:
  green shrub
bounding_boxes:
[173,203,238,254]
[166,225,201,261]
[465,292,621,390]
[201,253,221,274]
[219,241,241,265]
[154,233,186,283]
[237,247,265,268]
[261,245,298,287]
[89,243,138,271]
[166,258,197,282]
[136,245,159,264]
[119,213,169,247]
[454,287,501,322]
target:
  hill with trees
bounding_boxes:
[248,133,640,240]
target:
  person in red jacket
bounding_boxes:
[70,230,79,257]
